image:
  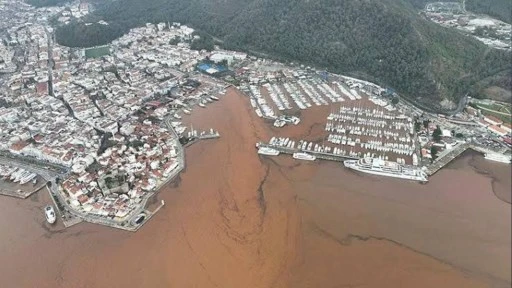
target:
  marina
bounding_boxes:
[0,164,46,199]
[325,102,416,164]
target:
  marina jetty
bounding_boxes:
[260,137,510,181]
[183,128,221,147]
[425,143,470,176]
[256,141,358,162]
[425,143,509,176]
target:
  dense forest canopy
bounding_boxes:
[43,0,512,112]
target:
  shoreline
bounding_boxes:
[0,87,509,288]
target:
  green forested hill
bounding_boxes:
[53,0,511,112]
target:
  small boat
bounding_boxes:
[183,109,191,115]
[210,96,219,101]
[198,102,206,108]
[293,152,316,161]
[45,205,56,224]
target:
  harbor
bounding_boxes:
[0,85,510,288]
[259,136,509,181]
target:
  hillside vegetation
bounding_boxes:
[52,0,511,112]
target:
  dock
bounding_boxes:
[257,142,358,162]
[0,182,47,199]
[425,143,470,176]
[197,131,220,140]
[425,143,508,176]
[184,128,221,146]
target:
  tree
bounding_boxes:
[414,121,421,132]
[391,97,399,105]
[423,119,430,129]
[432,125,442,142]
[190,32,214,52]
[169,37,180,45]
[430,146,439,161]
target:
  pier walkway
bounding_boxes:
[426,143,470,176]
[197,132,220,140]
[257,142,358,162]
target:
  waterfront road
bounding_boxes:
[0,155,62,181]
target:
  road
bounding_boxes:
[450,93,469,116]
[44,27,54,96]
[0,155,63,181]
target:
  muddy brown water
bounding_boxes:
[0,88,509,288]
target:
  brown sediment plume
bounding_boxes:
[0,87,509,288]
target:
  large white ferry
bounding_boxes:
[484,153,511,164]
[344,158,428,182]
[293,152,316,161]
[258,147,280,156]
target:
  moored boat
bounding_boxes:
[258,147,280,156]
[484,153,511,164]
[343,157,427,182]
[293,152,316,161]
[44,205,56,224]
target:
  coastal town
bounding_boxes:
[0,0,510,230]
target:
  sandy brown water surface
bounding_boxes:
[0,88,509,288]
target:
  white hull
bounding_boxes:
[258,147,280,156]
[485,154,511,164]
[45,205,56,224]
[344,159,427,182]
[20,173,37,185]
[293,153,316,161]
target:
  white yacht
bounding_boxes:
[20,173,37,185]
[258,147,280,156]
[293,152,316,161]
[344,158,427,182]
[44,205,56,224]
[484,153,511,164]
